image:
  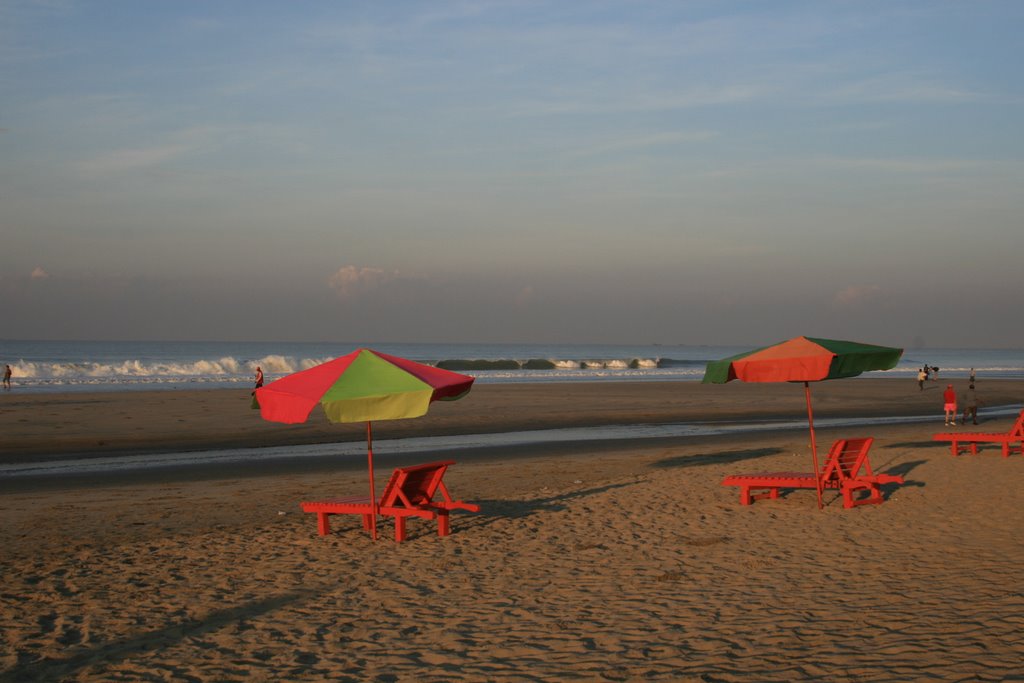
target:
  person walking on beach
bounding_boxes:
[2,364,11,390]
[917,367,927,391]
[969,367,976,383]
[253,366,264,394]
[962,383,981,425]
[943,383,957,426]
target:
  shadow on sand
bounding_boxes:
[2,590,320,683]
[429,481,638,538]
[884,459,927,484]
[649,446,786,470]
[883,440,946,450]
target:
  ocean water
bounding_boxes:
[1,339,1022,392]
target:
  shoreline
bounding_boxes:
[6,404,1024,494]
[3,378,1022,463]
[2,376,1024,456]
[4,376,1019,462]
[2,378,1021,494]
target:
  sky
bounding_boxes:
[1,1,1022,348]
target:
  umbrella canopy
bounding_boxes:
[256,348,473,425]
[703,336,903,385]
[702,336,903,508]
[254,348,475,539]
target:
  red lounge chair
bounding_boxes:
[721,437,904,509]
[932,409,1024,457]
[301,460,479,542]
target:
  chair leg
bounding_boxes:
[739,486,752,505]
[394,516,407,543]
[437,511,451,537]
[844,483,882,508]
[316,513,331,536]
[750,487,779,503]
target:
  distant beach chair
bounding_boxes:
[721,437,904,509]
[301,460,479,542]
[932,409,1024,458]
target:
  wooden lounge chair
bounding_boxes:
[301,460,479,542]
[721,437,904,509]
[932,409,1024,457]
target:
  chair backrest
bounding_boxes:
[819,438,874,483]
[1009,409,1024,438]
[380,460,455,508]
[376,468,406,506]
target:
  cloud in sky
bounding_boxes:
[567,130,719,159]
[76,144,191,174]
[328,266,405,301]
[822,72,980,105]
[832,285,883,308]
[1,2,1023,345]
[70,126,255,176]
[30,266,49,279]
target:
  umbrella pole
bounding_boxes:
[804,382,824,510]
[367,421,378,540]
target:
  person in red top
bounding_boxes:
[943,384,957,426]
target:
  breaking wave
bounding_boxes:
[6,354,713,390]
[436,357,703,371]
[8,354,329,388]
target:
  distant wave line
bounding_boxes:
[435,357,707,371]
[7,355,712,380]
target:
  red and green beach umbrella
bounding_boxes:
[703,336,903,509]
[255,348,475,539]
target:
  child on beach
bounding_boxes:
[943,384,957,426]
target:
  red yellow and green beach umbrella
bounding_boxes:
[703,336,903,509]
[254,348,475,539]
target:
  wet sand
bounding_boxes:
[5,378,1023,462]
[1,379,1022,681]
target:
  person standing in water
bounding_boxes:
[2,364,11,390]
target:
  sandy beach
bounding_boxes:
[1,379,1023,681]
